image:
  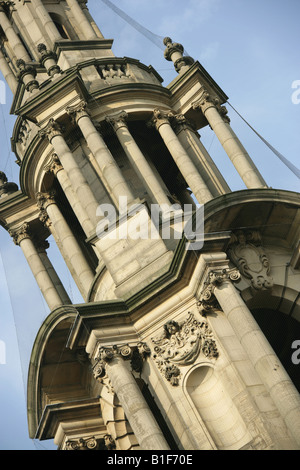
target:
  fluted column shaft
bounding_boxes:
[205,268,300,447]
[37,192,95,299]
[193,92,267,189]
[65,0,97,40]
[107,111,171,209]
[40,119,99,227]
[150,109,213,205]
[67,103,135,209]
[9,224,70,310]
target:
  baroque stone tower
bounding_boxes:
[0,0,299,451]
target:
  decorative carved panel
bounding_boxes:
[151,313,219,386]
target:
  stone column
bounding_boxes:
[30,0,62,43]
[35,239,71,306]
[199,267,300,447]
[149,109,213,204]
[0,48,17,94]
[36,191,95,299]
[193,89,267,189]
[44,154,94,237]
[67,102,135,209]
[93,344,170,451]
[79,0,104,38]
[172,114,231,197]
[39,119,99,226]
[0,6,31,62]
[65,0,97,40]
[9,223,70,311]
[106,111,171,209]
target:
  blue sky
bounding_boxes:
[0,0,299,450]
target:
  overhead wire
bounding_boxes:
[227,101,300,180]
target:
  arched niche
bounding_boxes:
[185,365,251,450]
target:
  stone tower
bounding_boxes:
[0,0,299,451]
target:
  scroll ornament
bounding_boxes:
[93,342,151,380]
[151,313,219,386]
[228,230,273,290]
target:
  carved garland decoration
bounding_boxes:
[151,313,219,386]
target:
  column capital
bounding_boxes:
[106,110,128,131]
[192,87,230,123]
[198,267,241,314]
[38,119,64,142]
[44,153,63,176]
[35,238,50,253]
[147,108,173,130]
[36,190,56,210]
[9,222,32,245]
[38,209,52,229]
[93,342,150,380]
[66,100,90,124]
[169,113,195,135]
[0,1,14,12]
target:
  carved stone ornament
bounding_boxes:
[65,436,99,451]
[93,343,151,380]
[163,37,194,73]
[38,119,63,142]
[198,268,241,314]
[228,230,273,290]
[0,171,18,198]
[36,190,56,210]
[9,222,32,245]
[192,87,230,123]
[151,313,219,386]
[66,100,89,124]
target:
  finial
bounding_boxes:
[37,43,61,77]
[0,171,18,198]
[16,59,39,93]
[163,37,194,74]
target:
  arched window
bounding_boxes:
[49,13,70,40]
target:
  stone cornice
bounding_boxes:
[10,68,89,120]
